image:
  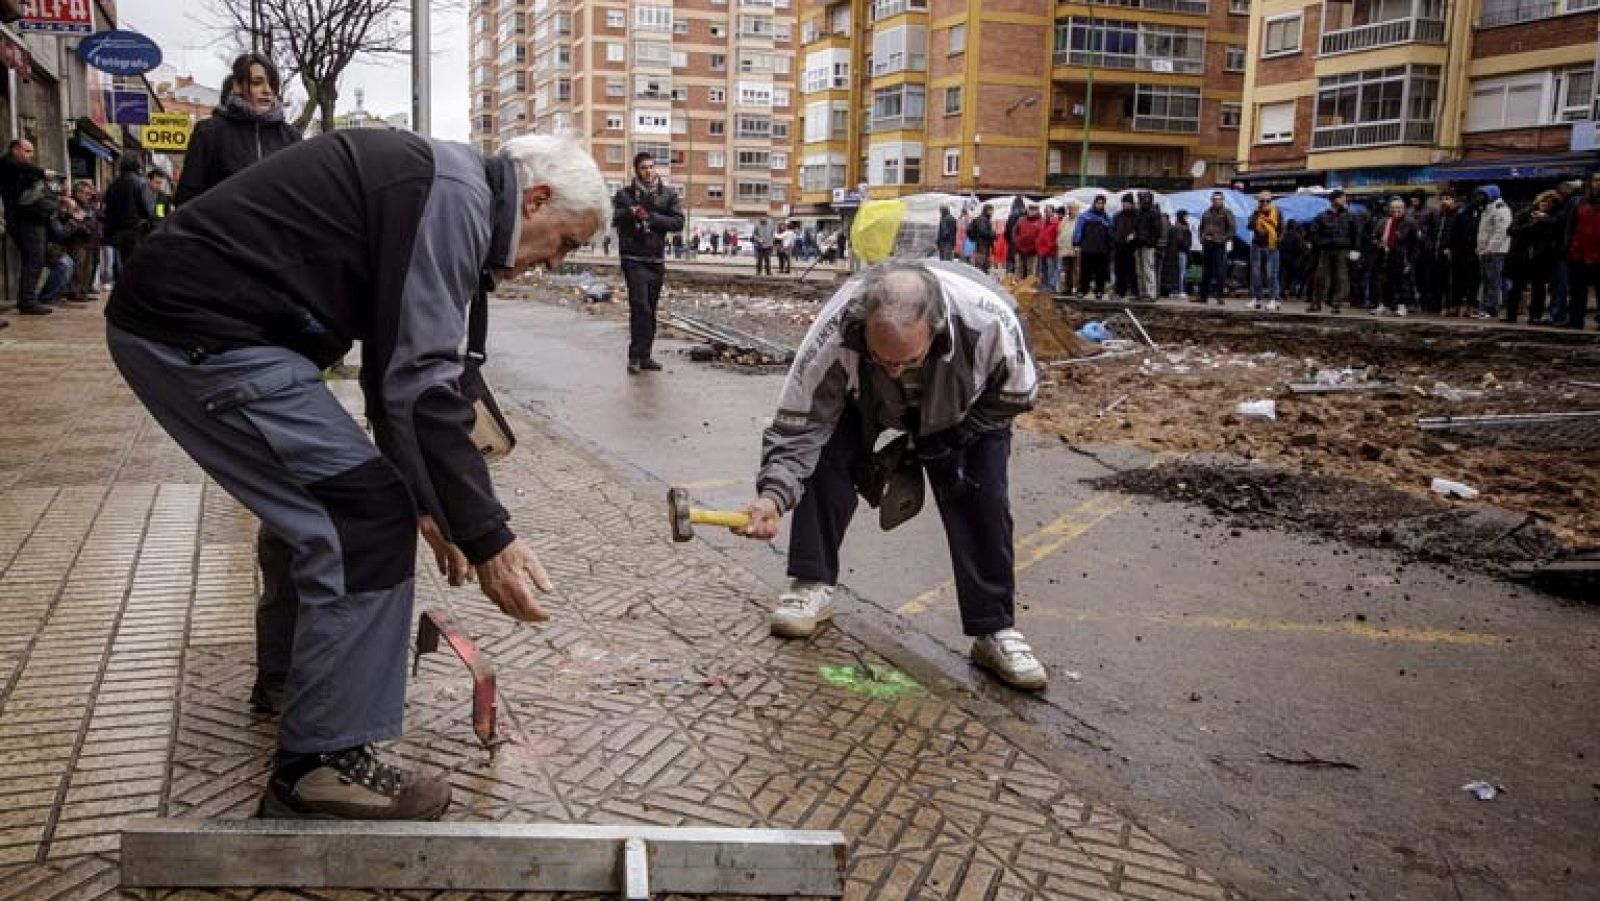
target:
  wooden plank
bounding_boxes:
[120,819,847,896]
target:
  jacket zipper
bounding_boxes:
[255,123,262,161]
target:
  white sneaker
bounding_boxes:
[1265,300,1281,312]
[1246,299,1261,310]
[770,580,835,638]
[1375,305,1392,316]
[971,629,1048,691]
[1395,304,1408,317]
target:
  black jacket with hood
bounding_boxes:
[108,129,524,563]
[611,179,684,262]
[174,101,301,206]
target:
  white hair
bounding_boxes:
[499,133,610,239]
[857,262,942,334]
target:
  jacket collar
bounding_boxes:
[483,154,521,271]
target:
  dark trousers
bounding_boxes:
[1377,250,1409,309]
[1112,245,1137,297]
[1079,252,1109,296]
[1312,248,1349,308]
[622,259,665,361]
[69,243,96,297]
[1569,261,1600,329]
[777,250,791,273]
[1506,271,1548,323]
[1444,253,1479,313]
[755,246,773,275]
[1198,242,1228,302]
[787,408,1016,637]
[974,242,993,273]
[9,222,45,307]
[936,242,954,261]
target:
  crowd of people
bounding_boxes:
[928,170,1600,330]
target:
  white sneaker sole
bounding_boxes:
[971,647,1048,691]
[771,605,833,639]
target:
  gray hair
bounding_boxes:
[499,133,610,240]
[855,262,943,333]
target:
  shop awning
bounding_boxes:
[74,134,116,162]
[1425,155,1594,183]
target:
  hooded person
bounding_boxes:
[936,205,958,261]
[1110,193,1140,299]
[1474,184,1512,318]
[1072,196,1114,298]
[1003,197,1027,274]
[1506,190,1565,324]
[968,203,997,273]
[1132,191,1163,301]
[175,53,301,206]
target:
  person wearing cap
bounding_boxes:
[1111,193,1140,300]
[1247,191,1283,311]
[1309,189,1358,313]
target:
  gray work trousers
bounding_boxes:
[107,324,418,754]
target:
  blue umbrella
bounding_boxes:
[1274,193,1332,225]
[1164,189,1257,243]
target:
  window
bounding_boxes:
[942,147,959,176]
[1262,14,1301,56]
[1133,84,1201,133]
[674,19,689,34]
[607,77,625,97]
[772,184,788,202]
[672,114,687,134]
[774,87,791,107]
[802,48,850,93]
[739,14,774,36]
[605,113,623,130]
[775,21,792,41]
[1467,72,1549,131]
[605,145,624,163]
[735,114,773,137]
[711,53,728,71]
[870,0,928,19]
[801,19,817,42]
[710,120,726,135]
[800,153,847,191]
[948,23,965,55]
[737,150,772,170]
[775,55,791,75]
[830,5,851,35]
[736,181,771,203]
[773,121,789,138]
[740,51,775,73]
[633,110,671,133]
[709,150,726,168]
[635,41,673,67]
[871,84,926,128]
[944,86,961,115]
[635,75,672,100]
[739,81,775,106]
[1314,65,1439,148]
[1257,101,1294,142]
[710,22,726,37]
[1480,0,1598,27]
[634,4,673,31]
[1054,18,1206,74]
[708,87,727,103]
[771,151,789,170]
[606,42,625,63]
[708,185,725,200]
[867,141,922,185]
[871,25,928,76]
[1220,101,1241,128]
[1229,0,1249,12]
[633,141,672,164]
[1558,67,1595,122]
[1224,45,1245,71]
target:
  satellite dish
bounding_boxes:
[1189,159,1207,179]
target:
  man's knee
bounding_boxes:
[305,458,417,594]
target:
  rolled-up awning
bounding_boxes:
[74,134,116,162]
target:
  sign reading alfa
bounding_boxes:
[140,113,191,152]
[77,30,162,76]
[19,0,93,34]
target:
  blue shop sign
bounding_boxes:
[108,90,150,125]
[77,30,162,76]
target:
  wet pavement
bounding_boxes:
[485,293,1600,901]
[0,303,1238,899]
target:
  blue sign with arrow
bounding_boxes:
[76,30,162,76]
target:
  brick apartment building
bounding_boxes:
[791,0,1248,218]
[469,0,798,224]
[1236,0,1600,196]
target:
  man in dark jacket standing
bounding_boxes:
[969,204,996,273]
[1309,190,1358,313]
[936,205,957,261]
[1133,192,1163,301]
[612,151,684,374]
[1566,168,1600,330]
[106,129,609,821]
[1436,190,1480,317]
[0,139,55,315]
[1196,191,1236,305]
[1111,194,1140,299]
[1073,195,1114,298]
[103,154,156,272]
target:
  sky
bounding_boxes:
[119,0,471,141]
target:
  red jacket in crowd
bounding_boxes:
[1014,214,1042,257]
[1037,216,1060,258]
[1572,198,1600,265]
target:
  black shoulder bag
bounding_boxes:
[460,269,517,460]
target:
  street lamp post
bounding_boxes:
[1079,3,1096,188]
[413,0,432,136]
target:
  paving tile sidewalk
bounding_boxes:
[0,307,1238,900]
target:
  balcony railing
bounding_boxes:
[1311,118,1435,150]
[1068,0,1209,14]
[1051,50,1204,75]
[1046,173,1194,189]
[1132,115,1201,134]
[1473,0,1599,26]
[1319,17,1445,54]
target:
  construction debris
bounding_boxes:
[659,311,795,366]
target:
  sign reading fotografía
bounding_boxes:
[140,113,191,153]
[19,0,94,34]
[77,30,162,76]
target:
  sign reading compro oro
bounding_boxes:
[140,113,190,152]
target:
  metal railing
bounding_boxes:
[1132,115,1201,133]
[1067,0,1209,13]
[1311,118,1435,150]
[1046,173,1193,189]
[1051,50,1204,74]
[1319,16,1445,54]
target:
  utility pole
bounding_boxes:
[412,0,431,136]
[1079,4,1096,188]
[249,0,260,53]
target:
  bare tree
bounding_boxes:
[211,0,408,134]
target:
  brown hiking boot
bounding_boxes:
[258,745,451,821]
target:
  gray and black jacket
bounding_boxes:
[756,261,1039,512]
[107,129,522,563]
[611,178,684,262]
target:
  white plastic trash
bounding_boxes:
[1430,478,1480,500]
[1236,399,1277,421]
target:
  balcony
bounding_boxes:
[1046,173,1194,189]
[1066,0,1209,13]
[1052,50,1204,75]
[1311,118,1435,150]
[1320,16,1445,53]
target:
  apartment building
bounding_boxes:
[1237,0,1599,194]
[791,0,1248,218]
[469,0,798,221]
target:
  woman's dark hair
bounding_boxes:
[229,52,281,97]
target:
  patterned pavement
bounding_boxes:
[0,306,1240,900]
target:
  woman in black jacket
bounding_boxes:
[175,53,300,206]
[1505,190,1565,324]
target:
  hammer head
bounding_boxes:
[667,487,694,542]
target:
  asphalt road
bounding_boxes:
[486,295,1600,901]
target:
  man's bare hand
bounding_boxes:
[476,537,554,622]
[418,515,472,586]
[740,496,782,541]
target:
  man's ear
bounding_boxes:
[522,183,553,217]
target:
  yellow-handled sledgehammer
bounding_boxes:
[667,486,750,542]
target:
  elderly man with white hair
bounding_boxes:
[739,261,1048,691]
[105,130,609,820]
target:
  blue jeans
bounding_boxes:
[1037,255,1057,292]
[1250,246,1280,301]
[1549,261,1570,322]
[1478,253,1506,315]
[39,255,74,304]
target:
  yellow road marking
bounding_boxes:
[897,492,1132,616]
[1029,612,1506,646]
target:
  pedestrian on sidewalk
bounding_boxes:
[175,53,300,207]
[1013,204,1042,281]
[1073,195,1113,298]
[1281,219,1309,302]
[1371,197,1417,317]
[1548,179,1582,323]
[1437,190,1480,317]
[1505,190,1563,324]
[1035,206,1060,291]
[0,139,56,316]
[1309,189,1357,313]
[106,129,607,822]
[612,151,684,374]
[776,221,794,273]
[1566,168,1600,330]
[1165,210,1193,300]
[968,204,996,274]
[1057,200,1080,296]
[1408,191,1438,313]
[1196,191,1236,305]
[104,153,156,272]
[67,181,101,300]
[739,260,1049,691]
[1111,194,1139,299]
[1247,191,1282,311]
[752,217,775,275]
[1474,184,1512,319]
[1003,197,1026,275]
[1133,192,1162,302]
[936,205,957,261]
